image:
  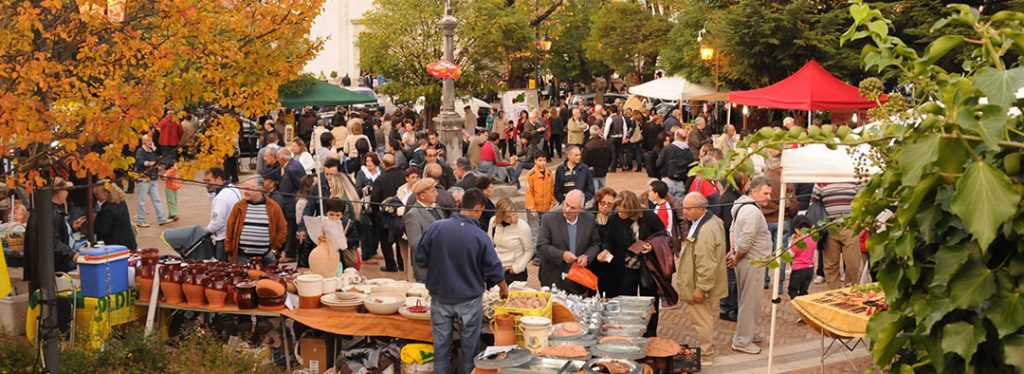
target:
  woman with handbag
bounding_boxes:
[602,191,665,337]
[588,187,618,295]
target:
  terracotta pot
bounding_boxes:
[299,295,321,309]
[160,282,183,304]
[182,284,206,306]
[205,289,227,308]
[235,281,258,310]
[492,314,516,346]
[137,277,155,302]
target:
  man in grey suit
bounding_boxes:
[536,189,600,295]
[403,177,445,282]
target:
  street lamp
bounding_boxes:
[537,35,552,52]
[699,46,715,61]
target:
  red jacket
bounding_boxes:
[157,114,183,146]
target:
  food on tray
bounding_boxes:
[504,293,548,309]
[552,322,583,337]
[407,299,429,313]
[540,344,588,358]
[598,336,633,344]
[589,361,631,374]
[644,337,681,357]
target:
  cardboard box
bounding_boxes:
[0,293,28,336]
[300,337,328,374]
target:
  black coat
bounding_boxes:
[94,202,138,250]
[371,168,407,206]
[603,212,666,298]
[582,136,614,178]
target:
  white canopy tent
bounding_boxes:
[766,143,880,371]
[628,76,729,101]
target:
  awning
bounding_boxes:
[279,81,376,107]
[628,76,728,101]
[729,60,882,111]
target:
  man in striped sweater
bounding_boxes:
[812,182,863,290]
[225,176,288,265]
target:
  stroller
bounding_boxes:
[161,225,216,260]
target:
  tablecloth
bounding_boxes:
[790,285,881,338]
[282,308,433,342]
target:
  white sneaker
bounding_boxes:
[813,275,825,284]
[731,343,761,355]
[700,359,714,367]
[753,334,765,344]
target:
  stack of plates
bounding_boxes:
[321,292,365,311]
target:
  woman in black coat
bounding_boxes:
[602,190,665,337]
[587,187,618,295]
[92,184,137,250]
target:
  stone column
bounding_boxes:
[434,5,464,163]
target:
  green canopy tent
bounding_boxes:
[279,81,376,107]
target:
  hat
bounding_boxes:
[412,178,437,194]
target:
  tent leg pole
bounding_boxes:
[767,179,788,373]
[807,110,812,126]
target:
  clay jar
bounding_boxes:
[159,260,184,305]
[135,248,160,301]
[246,258,264,280]
[492,314,516,346]
[204,275,228,308]
[235,281,258,310]
[182,267,207,306]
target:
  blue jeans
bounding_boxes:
[135,180,168,224]
[766,221,791,288]
[513,161,534,187]
[432,297,483,374]
[594,177,606,191]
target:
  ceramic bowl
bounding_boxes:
[363,294,405,315]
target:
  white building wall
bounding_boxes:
[303,0,374,84]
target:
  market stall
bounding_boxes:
[790,283,884,371]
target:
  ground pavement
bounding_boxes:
[126,166,871,373]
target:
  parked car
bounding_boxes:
[567,93,629,107]
[348,87,382,112]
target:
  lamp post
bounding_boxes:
[433,1,465,161]
[536,35,551,103]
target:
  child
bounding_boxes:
[524,151,555,245]
[788,215,817,307]
[161,165,181,222]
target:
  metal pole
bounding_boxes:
[86,174,94,244]
[767,175,788,373]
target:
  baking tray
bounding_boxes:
[475,348,534,369]
[590,341,647,360]
[498,357,585,374]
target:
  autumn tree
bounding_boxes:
[358,0,533,104]
[0,0,323,185]
[541,0,611,84]
[583,1,671,81]
[0,0,322,370]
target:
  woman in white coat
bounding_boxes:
[488,198,534,284]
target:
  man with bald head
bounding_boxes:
[536,189,600,295]
[371,153,407,272]
[420,163,457,211]
[134,134,170,227]
[673,192,727,366]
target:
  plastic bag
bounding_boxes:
[567,262,599,291]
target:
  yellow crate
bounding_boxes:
[493,291,552,346]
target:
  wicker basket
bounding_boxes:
[5,234,23,252]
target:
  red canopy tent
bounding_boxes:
[728,60,883,111]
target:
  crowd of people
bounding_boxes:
[30,96,869,372]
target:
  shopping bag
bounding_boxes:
[566,262,598,291]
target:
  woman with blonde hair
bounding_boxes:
[344,118,370,159]
[488,198,534,283]
[93,182,137,249]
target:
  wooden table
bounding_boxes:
[282,308,433,342]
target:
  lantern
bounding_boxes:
[700,46,715,61]
[426,60,463,80]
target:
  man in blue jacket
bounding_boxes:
[554,146,595,203]
[416,188,508,374]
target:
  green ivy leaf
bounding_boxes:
[868,311,905,366]
[1003,334,1024,371]
[868,20,889,38]
[900,133,940,186]
[950,161,1021,251]
[975,67,1024,108]
[989,291,1024,338]
[931,244,969,288]
[850,3,869,23]
[949,260,997,309]
[921,35,964,65]
[977,104,1009,151]
[942,321,982,361]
